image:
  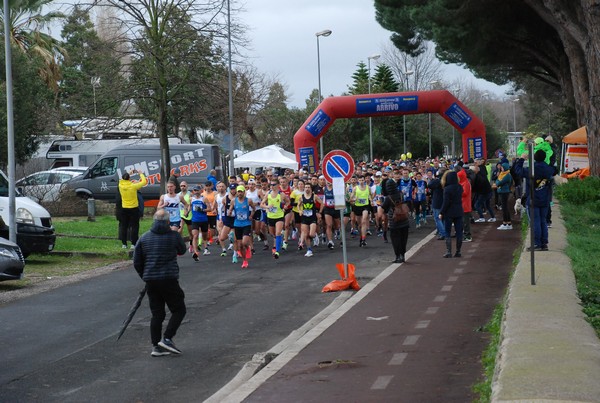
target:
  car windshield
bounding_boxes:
[0,171,21,197]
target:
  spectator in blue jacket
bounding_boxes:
[514,150,554,251]
[134,209,187,357]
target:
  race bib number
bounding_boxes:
[302,209,313,217]
[358,198,367,205]
[236,211,248,221]
[326,199,334,207]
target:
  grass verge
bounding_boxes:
[1,215,153,291]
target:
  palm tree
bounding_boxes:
[0,0,66,91]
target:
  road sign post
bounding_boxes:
[321,150,359,292]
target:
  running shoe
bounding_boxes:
[359,239,367,247]
[241,260,249,269]
[463,236,472,242]
[327,240,334,250]
[203,249,210,256]
[220,250,227,257]
[232,254,238,263]
[291,229,297,240]
[158,338,181,354]
[282,241,288,251]
[305,249,313,257]
[151,345,171,357]
[298,243,304,251]
[272,248,280,259]
[487,217,497,222]
[313,236,320,247]
[192,253,199,262]
[366,229,372,236]
[227,243,234,250]
[475,218,486,223]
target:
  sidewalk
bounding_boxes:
[491,205,600,402]
[208,205,600,402]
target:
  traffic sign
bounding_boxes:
[322,150,355,183]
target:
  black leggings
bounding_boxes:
[390,227,409,257]
[500,193,512,223]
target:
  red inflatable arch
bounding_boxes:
[293,90,486,172]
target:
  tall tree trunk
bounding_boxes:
[524,0,599,175]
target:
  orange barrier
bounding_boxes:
[322,263,360,292]
[563,167,590,180]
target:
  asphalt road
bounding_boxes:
[0,223,433,402]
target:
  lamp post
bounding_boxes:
[547,101,553,134]
[512,98,520,134]
[91,77,101,117]
[428,80,440,157]
[226,0,235,175]
[451,86,461,158]
[367,54,380,162]
[316,29,332,167]
[403,69,414,154]
[480,91,489,124]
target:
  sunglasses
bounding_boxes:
[270,183,278,186]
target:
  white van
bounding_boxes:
[0,170,56,257]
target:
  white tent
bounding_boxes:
[234,145,298,170]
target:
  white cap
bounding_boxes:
[375,171,382,176]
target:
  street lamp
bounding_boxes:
[316,29,332,167]
[403,69,414,154]
[91,77,101,117]
[512,98,520,134]
[481,92,489,124]
[428,80,440,157]
[367,54,380,162]
[451,85,461,158]
[547,102,553,134]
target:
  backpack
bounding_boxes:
[392,197,409,222]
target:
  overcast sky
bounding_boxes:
[242,0,510,108]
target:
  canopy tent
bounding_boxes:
[560,126,589,174]
[233,145,298,170]
[563,126,587,144]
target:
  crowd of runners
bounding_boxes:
[153,153,527,269]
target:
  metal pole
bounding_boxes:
[368,57,373,162]
[529,142,536,285]
[4,0,16,242]
[227,0,235,176]
[512,100,517,133]
[428,113,432,158]
[317,36,324,166]
[339,209,348,278]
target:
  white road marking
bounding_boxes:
[426,307,439,314]
[403,335,420,345]
[415,320,431,329]
[434,295,447,302]
[459,261,469,266]
[371,375,394,390]
[448,276,459,282]
[441,285,453,292]
[388,353,408,366]
[453,268,464,274]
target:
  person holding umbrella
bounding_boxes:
[133,209,187,357]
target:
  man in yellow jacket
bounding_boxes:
[118,170,148,248]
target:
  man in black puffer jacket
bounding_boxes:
[382,178,410,263]
[134,209,187,357]
[439,171,464,258]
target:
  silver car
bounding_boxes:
[16,169,84,203]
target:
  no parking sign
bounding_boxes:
[322,150,355,183]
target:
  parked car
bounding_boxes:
[16,169,84,203]
[0,170,56,257]
[0,236,25,281]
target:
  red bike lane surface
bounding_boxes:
[244,223,519,402]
